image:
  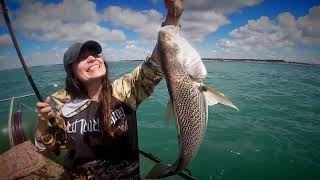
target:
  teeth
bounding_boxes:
[89,65,100,71]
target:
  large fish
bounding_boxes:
[146,26,238,179]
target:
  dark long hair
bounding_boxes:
[65,61,114,137]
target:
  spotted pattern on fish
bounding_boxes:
[171,75,208,171]
[150,30,209,176]
[147,28,237,179]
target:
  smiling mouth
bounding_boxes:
[88,64,100,72]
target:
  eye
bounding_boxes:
[78,55,87,62]
[78,52,101,61]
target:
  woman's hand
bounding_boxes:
[164,0,184,18]
[35,96,53,140]
[163,0,184,27]
[35,96,54,122]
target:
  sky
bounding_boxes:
[0,0,319,70]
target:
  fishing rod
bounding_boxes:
[1,0,62,154]
[0,0,56,123]
[0,0,44,102]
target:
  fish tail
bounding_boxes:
[145,162,174,179]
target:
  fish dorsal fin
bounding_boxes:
[201,85,239,111]
[166,99,174,127]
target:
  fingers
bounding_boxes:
[45,96,51,103]
[55,99,64,111]
[39,106,53,114]
[35,96,54,121]
[165,0,184,17]
[36,96,51,108]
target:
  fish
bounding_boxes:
[159,25,207,80]
[146,26,238,179]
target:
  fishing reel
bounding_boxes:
[41,116,67,156]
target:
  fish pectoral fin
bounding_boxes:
[203,92,219,106]
[201,85,239,111]
[166,100,174,127]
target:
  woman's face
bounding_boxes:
[72,50,106,84]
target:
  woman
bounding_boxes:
[35,0,184,179]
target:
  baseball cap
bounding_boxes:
[63,40,102,74]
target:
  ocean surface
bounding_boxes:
[0,61,319,179]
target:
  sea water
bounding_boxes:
[0,61,319,180]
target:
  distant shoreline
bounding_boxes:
[201,58,317,66]
[119,58,318,66]
[1,58,318,71]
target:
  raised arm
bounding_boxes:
[112,0,184,110]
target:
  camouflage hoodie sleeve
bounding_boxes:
[35,89,70,152]
[35,56,163,151]
[112,55,163,110]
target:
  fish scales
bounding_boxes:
[146,27,238,179]
[158,30,208,174]
[172,78,207,170]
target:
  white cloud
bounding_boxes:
[297,5,320,45]
[36,22,125,42]
[12,1,165,43]
[18,0,100,23]
[11,0,265,44]
[102,6,163,41]
[0,47,66,71]
[99,40,153,62]
[179,0,263,42]
[13,0,126,43]
[0,54,21,70]
[0,47,65,70]
[181,10,229,41]
[26,47,65,66]
[103,44,150,62]
[215,5,320,63]
[0,34,12,46]
[185,0,263,14]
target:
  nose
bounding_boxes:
[87,55,96,63]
